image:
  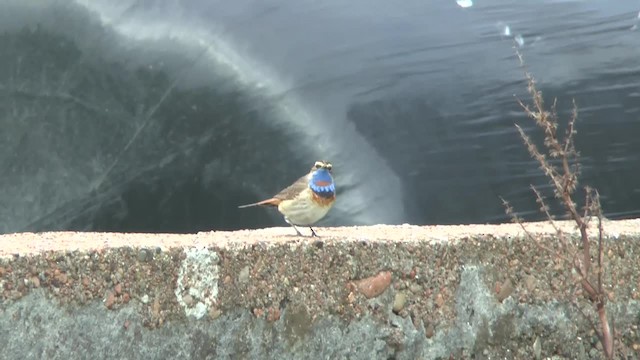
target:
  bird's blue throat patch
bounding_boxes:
[309,169,335,198]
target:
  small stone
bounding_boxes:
[347,291,356,304]
[9,290,22,300]
[140,294,150,304]
[497,278,514,302]
[138,249,151,262]
[57,273,68,285]
[238,266,250,283]
[354,271,392,299]
[397,281,407,290]
[104,292,116,309]
[392,292,407,314]
[533,336,541,360]
[409,269,416,279]
[267,307,281,322]
[123,320,130,330]
[553,261,563,271]
[152,299,161,316]
[209,308,222,320]
[122,293,131,303]
[31,276,40,288]
[253,308,264,318]
[386,328,405,349]
[114,283,122,295]
[223,275,232,285]
[183,294,194,307]
[409,283,422,294]
[435,293,444,308]
[425,322,435,338]
[525,275,537,292]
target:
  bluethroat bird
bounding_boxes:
[238,160,336,237]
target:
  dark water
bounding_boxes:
[1,0,639,234]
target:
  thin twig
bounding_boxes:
[595,190,604,293]
[506,49,615,359]
[500,197,572,264]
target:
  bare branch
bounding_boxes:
[594,190,604,294]
[507,49,614,359]
[500,196,572,263]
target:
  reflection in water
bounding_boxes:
[0,0,639,233]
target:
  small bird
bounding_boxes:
[238,160,336,237]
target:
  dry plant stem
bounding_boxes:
[594,191,603,293]
[509,49,614,359]
[594,192,614,356]
[499,197,572,264]
[582,187,592,222]
[516,98,589,275]
[530,185,570,254]
[575,304,601,342]
[515,124,592,277]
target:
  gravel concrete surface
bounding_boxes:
[1,219,638,257]
[0,220,639,359]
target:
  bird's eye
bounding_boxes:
[315,163,322,169]
[326,165,332,171]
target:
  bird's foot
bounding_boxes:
[289,223,319,237]
[291,224,305,237]
[309,227,319,237]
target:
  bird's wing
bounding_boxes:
[238,174,308,208]
[273,174,309,201]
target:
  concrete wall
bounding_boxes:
[1,221,639,359]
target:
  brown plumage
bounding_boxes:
[237,174,308,208]
[238,160,336,236]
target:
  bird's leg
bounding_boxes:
[309,227,319,237]
[284,217,304,236]
[291,224,304,237]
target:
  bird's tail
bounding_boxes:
[238,198,281,208]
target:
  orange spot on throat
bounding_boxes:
[313,192,335,205]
